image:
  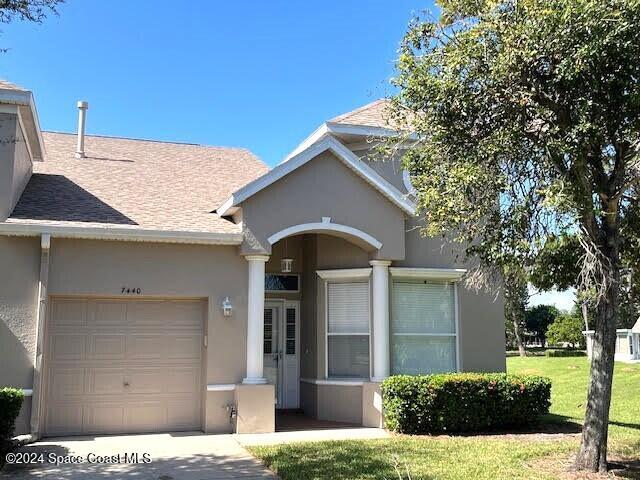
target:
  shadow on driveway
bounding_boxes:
[1,432,276,480]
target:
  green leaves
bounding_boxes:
[391,0,640,297]
[381,373,552,434]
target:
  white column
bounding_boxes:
[370,260,391,382]
[243,255,269,384]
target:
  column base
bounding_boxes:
[370,377,387,383]
[242,377,267,385]
[235,383,275,434]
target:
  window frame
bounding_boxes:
[389,268,463,374]
[317,268,373,380]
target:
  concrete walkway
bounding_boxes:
[1,432,277,480]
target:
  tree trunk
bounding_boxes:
[504,274,528,357]
[512,315,527,356]
[574,232,620,472]
[582,300,590,331]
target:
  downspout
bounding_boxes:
[29,233,51,439]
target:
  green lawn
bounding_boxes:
[248,357,640,479]
[508,356,640,456]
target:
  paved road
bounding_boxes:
[2,432,277,480]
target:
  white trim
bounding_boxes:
[389,267,467,281]
[206,384,236,392]
[402,170,417,196]
[390,277,461,374]
[244,254,270,262]
[0,222,243,245]
[283,124,330,162]
[284,122,417,163]
[323,276,372,380]
[325,122,418,141]
[217,135,416,217]
[244,255,269,385]
[454,282,461,371]
[22,389,33,397]
[370,259,391,381]
[300,378,366,387]
[316,268,372,280]
[0,88,46,161]
[268,222,383,251]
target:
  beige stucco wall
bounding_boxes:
[240,151,406,260]
[317,384,362,424]
[0,236,40,435]
[0,112,33,221]
[47,239,250,386]
[0,236,40,388]
[205,390,235,434]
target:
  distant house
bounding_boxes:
[585,319,640,362]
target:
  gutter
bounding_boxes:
[0,222,243,246]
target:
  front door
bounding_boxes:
[263,301,299,409]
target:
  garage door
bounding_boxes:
[44,298,204,436]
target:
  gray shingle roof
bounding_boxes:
[8,132,268,234]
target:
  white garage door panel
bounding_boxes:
[44,298,205,436]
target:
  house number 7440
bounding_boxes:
[121,287,142,294]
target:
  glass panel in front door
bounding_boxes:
[263,306,280,406]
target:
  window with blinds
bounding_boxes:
[327,282,370,378]
[391,281,457,375]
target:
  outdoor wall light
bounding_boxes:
[222,296,233,317]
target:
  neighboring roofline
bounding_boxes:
[217,135,416,217]
[0,222,243,245]
[0,87,46,161]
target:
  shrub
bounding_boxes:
[545,349,586,357]
[0,387,24,466]
[381,373,551,434]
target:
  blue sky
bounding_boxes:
[0,0,432,166]
[1,1,574,310]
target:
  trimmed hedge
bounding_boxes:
[381,373,551,434]
[1,387,24,467]
[545,349,586,357]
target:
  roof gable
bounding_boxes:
[218,135,416,216]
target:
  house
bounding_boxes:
[0,79,505,439]
[584,319,640,362]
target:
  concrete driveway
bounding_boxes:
[1,432,277,480]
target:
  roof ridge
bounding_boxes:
[329,98,389,123]
[42,130,252,152]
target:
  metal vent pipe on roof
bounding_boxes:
[75,100,89,158]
